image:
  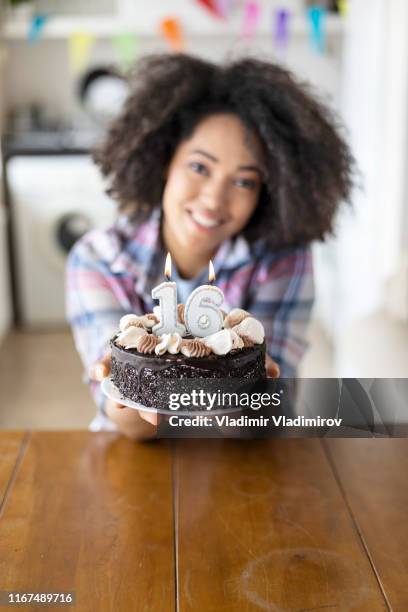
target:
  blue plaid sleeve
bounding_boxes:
[248,247,314,377]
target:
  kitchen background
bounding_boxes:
[0,0,407,428]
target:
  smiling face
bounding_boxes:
[161,113,263,278]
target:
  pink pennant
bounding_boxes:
[242,1,261,39]
[215,0,233,18]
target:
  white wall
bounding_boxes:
[330,0,408,372]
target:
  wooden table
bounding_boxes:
[0,432,406,611]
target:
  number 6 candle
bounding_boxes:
[184,261,224,337]
[152,253,186,336]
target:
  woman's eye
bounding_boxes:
[189,161,209,176]
[234,177,257,190]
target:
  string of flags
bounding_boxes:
[24,0,349,73]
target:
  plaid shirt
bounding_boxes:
[66,209,314,429]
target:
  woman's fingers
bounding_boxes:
[138,410,162,426]
[89,350,111,381]
[109,401,160,422]
[265,354,280,378]
[109,400,161,425]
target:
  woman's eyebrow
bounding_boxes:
[191,149,218,162]
[238,164,262,175]
[191,149,261,174]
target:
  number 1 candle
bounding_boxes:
[152,253,186,336]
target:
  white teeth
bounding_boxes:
[190,211,221,228]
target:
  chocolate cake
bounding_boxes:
[109,307,267,411]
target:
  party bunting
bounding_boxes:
[112,33,138,70]
[28,14,48,44]
[242,1,261,39]
[69,32,95,74]
[195,0,223,19]
[307,6,326,54]
[273,8,291,57]
[159,18,185,52]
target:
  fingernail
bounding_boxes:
[92,363,107,381]
[140,411,159,426]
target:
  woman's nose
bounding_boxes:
[200,179,228,211]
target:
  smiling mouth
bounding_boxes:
[188,210,224,229]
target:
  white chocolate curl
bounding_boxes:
[119,313,157,332]
[223,308,250,329]
[116,326,147,349]
[141,314,159,329]
[233,317,265,344]
[119,314,142,332]
[230,330,244,349]
[203,328,243,355]
[155,333,183,355]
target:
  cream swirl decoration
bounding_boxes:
[155,333,183,355]
[136,334,159,354]
[203,329,244,355]
[115,310,265,356]
[233,317,264,344]
[180,339,212,358]
[119,313,158,332]
[116,326,147,349]
[223,308,250,329]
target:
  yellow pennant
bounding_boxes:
[337,0,348,17]
[69,32,95,74]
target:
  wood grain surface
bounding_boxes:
[2,433,407,611]
[325,438,408,611]
[174,439,388,611]
[0,432,27,513]
[0,432,175,612]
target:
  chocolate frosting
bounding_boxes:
[111,339,265,375]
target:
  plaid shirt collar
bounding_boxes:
[108,208,253,303]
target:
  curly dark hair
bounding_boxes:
[94,53,354,248]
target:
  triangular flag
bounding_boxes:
[215,0,233,19]
[337,0,348,17]
[307,6,326,54]
[28,14,48,44]
[273,8,291,57]
[159,18,185,52]
[242,1,261,39]
[195,0,223,19]
[69,32,95,74]
[112,33,138,71]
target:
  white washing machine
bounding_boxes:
[7,154,116,327]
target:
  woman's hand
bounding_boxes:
[89,350,162,430]
[265,354,280,378]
